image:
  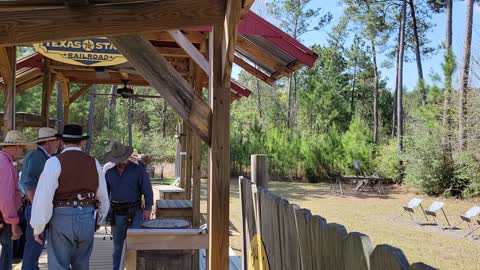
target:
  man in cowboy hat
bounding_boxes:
[20,127,60,270]
[30,124,109,270]
[0,130,34,270]
[104,142,153,270]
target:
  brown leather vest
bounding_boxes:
[54,150,98,200]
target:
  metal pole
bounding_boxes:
[86,85,96,154]
[128,98,132,147]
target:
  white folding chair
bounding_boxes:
[452,206,480,237]
[423,201,451,227]
[394,198,428,223]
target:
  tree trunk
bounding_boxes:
[441,0,453,148]
[392,22,402,139]
[161,99,167,137]
[350,64,357,120]
[371,40,379,144]
[445,0,452,51]
[397,0,407,154]
[287,75,293,129]
[109,85,117,129]
[408,0,426,105]
[256,78,263,120]
[458,0,473,150]
[128,98,133,146]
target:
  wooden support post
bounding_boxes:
[109,34,212,145]
[192,54,206,227]
[0,47,16,135]
[185,124,193,200]
[180,122,187,190]
[60,80,70,124]
[251,154,269,189]
[207,25,230,270]
[41,59,54,126]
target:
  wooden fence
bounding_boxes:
[239,176,437,270]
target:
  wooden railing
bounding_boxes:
[239,155,437,270]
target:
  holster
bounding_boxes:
[109,200,141,227]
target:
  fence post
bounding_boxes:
[251,154,268,189]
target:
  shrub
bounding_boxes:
[374,139,402,183]
[341,117,374,174]
[301,127,344,183]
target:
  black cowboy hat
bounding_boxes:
[55,124,90,140]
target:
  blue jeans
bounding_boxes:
[47,207,96,270]
[22,206,46,270]
[0,224,12,270]
[111,210,143,270]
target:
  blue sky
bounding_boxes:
[243,0,480,91]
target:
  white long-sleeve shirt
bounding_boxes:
[30,147,110,235]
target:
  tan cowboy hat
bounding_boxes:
[35,127,58,143]
[104,142,133,163]
[0,130,35,150]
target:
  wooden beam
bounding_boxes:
[208,25,230,270]
[64,0,89,7]
[0,0,227,47]
[15,76,43,93]
[41,59,54,125]
[61,80,70,124]
[236,35,293,75]
[192,63,204,228]
[0,47,13,84]
[144,31,206,44]
[169,30,210,75]
[233,55,273,85]
[109,34,212,145]
[15,68,43,87]
[222,0,242,89]
[1,47,15,134]
[69,83,92,104]
[241,0,255,16]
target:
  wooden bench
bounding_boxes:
[155,200,193,222]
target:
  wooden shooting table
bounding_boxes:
[153,185,186,200]
[155,200,193,222]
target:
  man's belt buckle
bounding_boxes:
[73,201,79,208]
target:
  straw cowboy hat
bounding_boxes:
[35,127,58,143]
[0,130,35,150]
[55,124,90,140]
[104,142,133,163]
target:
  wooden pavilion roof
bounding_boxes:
[0,10,317,100]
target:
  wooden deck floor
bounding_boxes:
[16,227,241,270]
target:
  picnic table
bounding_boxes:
[153,185,186,200]
[331,175,389,196]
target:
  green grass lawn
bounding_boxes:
[150,177,176,185]
[219,179,480,270]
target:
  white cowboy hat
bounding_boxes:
[35,127,58,143]
[0,130,35,150]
